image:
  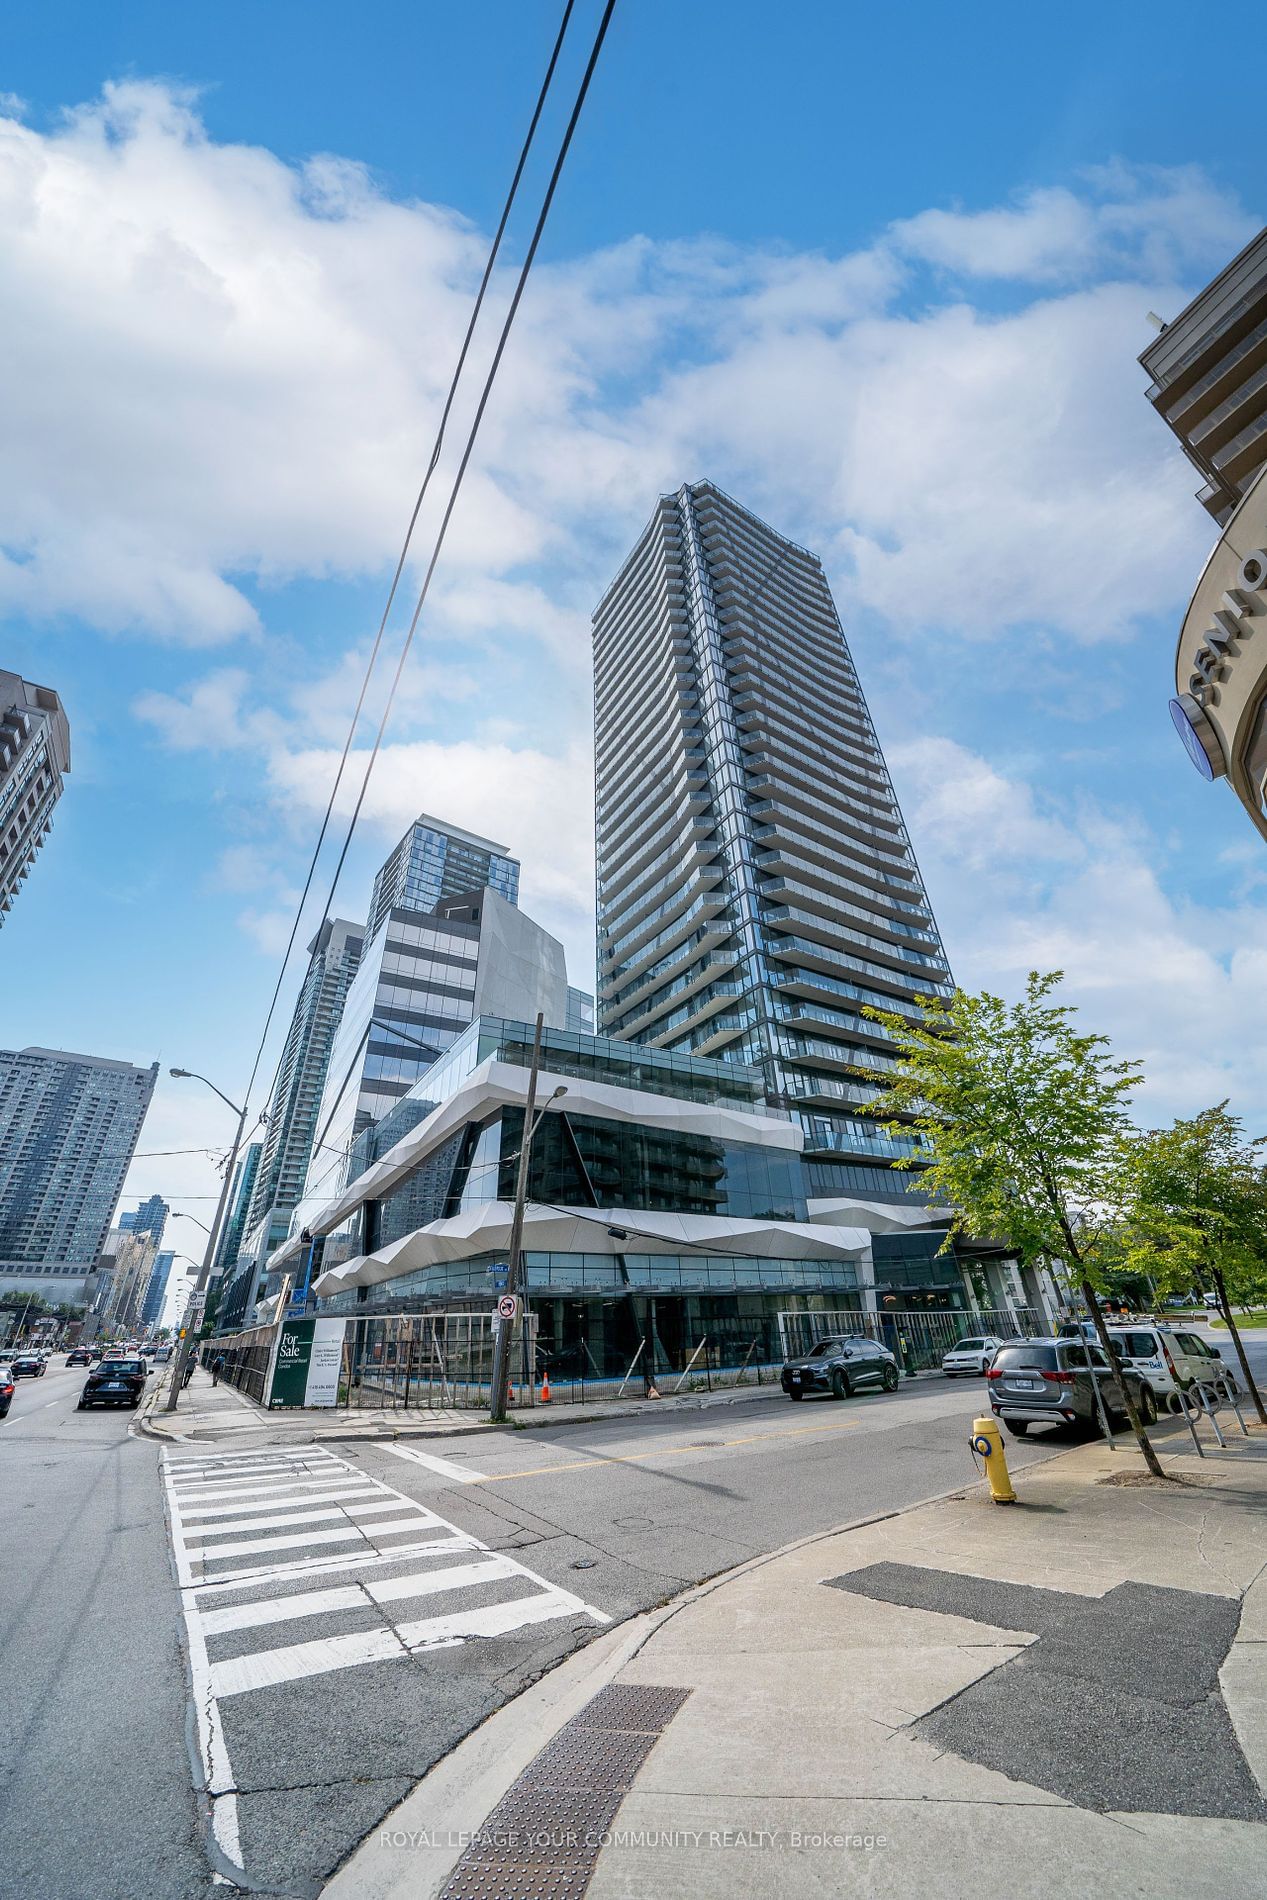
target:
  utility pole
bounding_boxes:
[489,1014,565,1424]
[165,1071,251,1413]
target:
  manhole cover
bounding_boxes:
[570,1559,597,1570]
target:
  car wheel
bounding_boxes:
[1137,1386,1157,1426]
[981,1359,991,1375]
[787,1387,804,1401]
[76,1400,87,1411]
[881,1364,899,1392]
[831,1368,851,1400]
[1004,1419,1029,1438]
[945,1370,955,1378]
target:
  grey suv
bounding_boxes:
[987,1337,1154,1439]
[781,1334,899,1400]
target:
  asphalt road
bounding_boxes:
[0,1360,217,1900]
[5,1326,1264,1900]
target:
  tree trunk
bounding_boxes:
[1212,1266,1267,1425]
[1081,1279,1165,1478]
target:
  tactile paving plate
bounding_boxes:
[437,1683,691,1900]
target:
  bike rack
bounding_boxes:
[1175,1374,1249,1456]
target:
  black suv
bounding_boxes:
[781,1334,899,1400]
[78,1357,148,1410]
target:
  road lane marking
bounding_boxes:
[468,1417,861,1482]
[184,1503,392,1541]
[380,1443,487,1482]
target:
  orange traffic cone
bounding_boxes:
[540,1371,552,1404]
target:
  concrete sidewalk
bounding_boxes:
[136,1362,790,1445]
[326,1420,1267,1900]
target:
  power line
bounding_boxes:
[299,0,618,975]
[240,0,583,1130]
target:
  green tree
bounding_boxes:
[1123,1105,1267,1425]
[862,970,1166,1477]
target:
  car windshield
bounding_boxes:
[994,1344,1058,1372]
[808,1338,847,1358]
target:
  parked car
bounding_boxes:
[781,1334,900,1400]
[0,1365,14,1418]
[1106,1323,1234,1412]
[66,1347,92,1367]
[10,1353,45,1379]
[987,1336,1154,1439]
[1204,1292,1221,1310]
[942,1334,1008,1377]
[78,1356,148,1409]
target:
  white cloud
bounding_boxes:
[133,669,284,749]
[0,81,1250,656]
[893,737,1267,1130]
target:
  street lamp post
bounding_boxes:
[164,1069,251,1412]
[489,1014,566,1425]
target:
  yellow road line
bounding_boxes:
[468,1417,859,1484]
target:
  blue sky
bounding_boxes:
[2,0,1265,1256]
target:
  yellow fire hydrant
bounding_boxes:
[971,1415,1017,1505]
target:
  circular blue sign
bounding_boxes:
[1169,696,1221,781]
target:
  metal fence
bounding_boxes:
[777,1307,1040,1375]
[340,1311,539,1411]
[205,1324,278,1404]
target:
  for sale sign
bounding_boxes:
[268,1318,346,1407]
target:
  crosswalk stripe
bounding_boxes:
[198,1558,518,1636]
[173,1476,372,1505]
[190,1523,378,1562]
[187,1535,479,1596]
[184,1503,385,1541]
[398,1590,585,1650]
[177,1485,383,1522]
[210,1626,407,1696]
[208,1585,586,1698]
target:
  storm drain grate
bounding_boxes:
[438,1683,690,1900]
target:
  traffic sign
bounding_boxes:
[497,1294,519,1321]
[490,1263,509,1290]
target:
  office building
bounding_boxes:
[140,1249,175,1330]
[566,986,596,1034]
[1139,227,1267,525]
[264,1017,1041,1375]
[592,481,952,1212]
[365,815,519,948]
[0,670,71,925]
[0,1047,157,1305]
[235,920,363,1278]
[1138,227,1267,845]
[119,1194,169,1249]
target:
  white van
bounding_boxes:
[1105,1323,1235,1413]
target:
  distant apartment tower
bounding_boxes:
[213,1140,261,1277]
[593,481,953,1201]
[0,1047,158,1303]
[140,1249,175,1329]
[119,1194,169,1248]
[239,920,363,1271]
[365,815,519,947]
[1139,227,1267,525]
[0,670,71,925]
[566,986,596,1034]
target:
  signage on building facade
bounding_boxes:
[1174,467,1267,841]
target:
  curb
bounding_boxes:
[135,1382,795,1448]
[319,1470,996,1900]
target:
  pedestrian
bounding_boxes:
[182,1356,195,1389]
[212,1353,225,1387]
